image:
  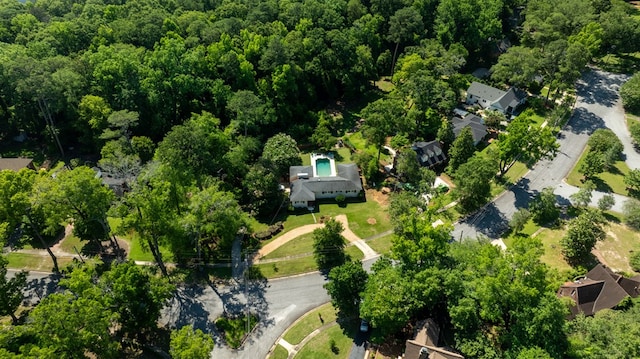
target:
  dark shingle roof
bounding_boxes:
[451,114,487,145]
[289,164,362,204]
[467,82,505,103]
[412,141,446,167]
[493,88,526,111]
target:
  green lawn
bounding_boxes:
[595,222,640,274]
[300,148,353,166]
[343,131,392,164]
[127,236,173,263]
[270,200,391,241]
[366,234,394,255]
[566,146,631,196]
[6,253,74,272]
[255,245,363,279]
[294,323,355,359]
[270,344,289,359]
[283,303,337,345]
[264,232,368,261]
[255,256,318,278]
[59,233,83,254]
[534,228,573,272]
[263,233,315,260]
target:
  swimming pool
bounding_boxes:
[315,158,332,177]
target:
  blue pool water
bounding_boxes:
[316,158,332,176]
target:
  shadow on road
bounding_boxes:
[576,70,622,107]
[458,203,509,239]
[565,108,605,135]
[23,273,61,306]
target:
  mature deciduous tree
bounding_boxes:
[623,199,640,230]
[394,148,421,184]
[0,256,27,324]
[510,208,532,234]
[454,154,497,212]
[242,163,283,218]
[361,98,404,161]
[170,325,215,359]
[567,302,640,358]
[529,187,560,225]
[561,210,606,264]
[497,113,558,177]
[447,126,475,174]
[182,183,248,262]
[313,219,347,272]
[579,151,605,180]
[29,292,120,358]
[624,168,640,194]
[261,133,302,178]
[324,261,368,318]
[570,180,596,208]
[359,258,414,337]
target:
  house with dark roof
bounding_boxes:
[451,114,488,146]
[557,264,639,319]
[0,158,34,172]
[289,153,362,208]
[465,82,526,116]
[404,319,464,359]
[411,141,446,168]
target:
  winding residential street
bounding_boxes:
[451,69,632,241]
[7,69,633,359]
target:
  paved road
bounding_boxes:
[451,69,630,240]
[160,271,331,359]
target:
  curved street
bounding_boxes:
[8,69,632,359]
[451,69,632,241]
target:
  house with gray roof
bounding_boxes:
[451,114,487,146]
[465,82,526,116]
[289,153,362,208]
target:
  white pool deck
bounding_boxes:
[310,153,336,177]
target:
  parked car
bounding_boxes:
[359,319,369,332]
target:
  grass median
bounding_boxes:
[283,303,337,345]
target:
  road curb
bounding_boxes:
[264,301,331,359]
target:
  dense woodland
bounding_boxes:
[2,0,640,357]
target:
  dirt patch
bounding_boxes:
[367,218,377,225]
[366,188,389,207]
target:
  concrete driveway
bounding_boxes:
[451,69,631,240]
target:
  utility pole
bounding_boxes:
[37,97,65,158]
[244,255,249,334]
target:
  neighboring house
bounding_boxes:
[557,264,640,319]
[404,318,464,359]
[451,114,488,146]
[0,158,35,171]
[411,141,446,168]
[289,153,362,208]
[465,82,526,116]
